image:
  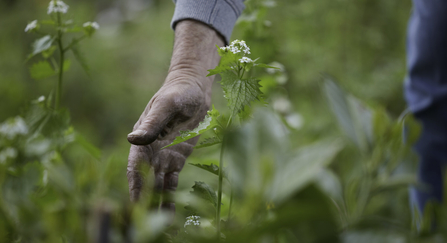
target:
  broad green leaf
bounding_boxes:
[63,59,71,72]
[323,78,372,152]
[162,106,221,149]
[30,35,54,57]
[269,139,343,203]
[190,181,217,208]
[66,26,83,33]
[194,137,221,149]
[254,63,280,69]
[75,132,101,159]
[40,20,56,25]
[42,46,57,58]
[29,61,55,80]
[220,71,262,115]
[71,45,90,75]
[372,174,417,194]
[189,163,227,179]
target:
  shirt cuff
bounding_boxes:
[171,0,245,45]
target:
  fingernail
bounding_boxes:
[128,130,147,138]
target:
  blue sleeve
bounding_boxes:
[171,0,245,45]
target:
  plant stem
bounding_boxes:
[216,136,225,240]
[55,13,64,110]
[227,187,233,221]
[63,35,86,52]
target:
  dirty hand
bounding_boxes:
[126,20,224,214]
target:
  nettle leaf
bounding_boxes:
[190,181,217,208]
[162,106,221,149]
[190,163,227,179]
[30,35,55,57]
[207,66,232,77]
[29,61,55,80]
[220,71,262,116]
[194,136,221,149]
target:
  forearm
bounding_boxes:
[166,20,225,92]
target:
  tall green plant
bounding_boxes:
[25,0,98,110]
[163,39,277,239]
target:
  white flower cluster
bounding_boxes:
[25,20,38,32]
[239,57,253,63]
[83,22,100,30]
[220,39,251,55]
[47,0,69,14]
[184,215,200,228]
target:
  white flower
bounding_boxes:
[47,0,69,14]
[184,215,201,228]
[83,21,100,30]
[239,57,253,63]
[25,20,38,32]
[221,39,251,55]
[37,96,45,102]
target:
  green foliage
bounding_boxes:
[70,45,90,75]
[29,61,55,80]
[29,35,54,58]
[3,0,447,242]
[194,137,221,149]
[189,163,227,179]
[190,181,218,209]
[163,106,221,149]
[221,75,262,116]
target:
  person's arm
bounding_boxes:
[126,20,224,217]
[171,0,246,45]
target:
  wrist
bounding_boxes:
[168,20,224,80]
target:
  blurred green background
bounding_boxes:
[3,0,431,242]
[0,0,411,148]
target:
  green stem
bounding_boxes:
[63,35,86,52]
[227,187,233,221]
[55,13,64,110]
[216,136,225,241]
[240,64,246,79]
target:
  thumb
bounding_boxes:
[127,102,177,145]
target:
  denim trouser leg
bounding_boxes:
[405,0,447,213]
[410,101,447,213]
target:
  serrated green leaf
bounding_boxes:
[71,45,90,75]
[29,61,56,80]
[189,163,227,179]
[207,66,232,77]
[220,71,263,116]
[30,35,54,57]
[190,181,217,208]
[162,106,221,149]
[194,137,221,149]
